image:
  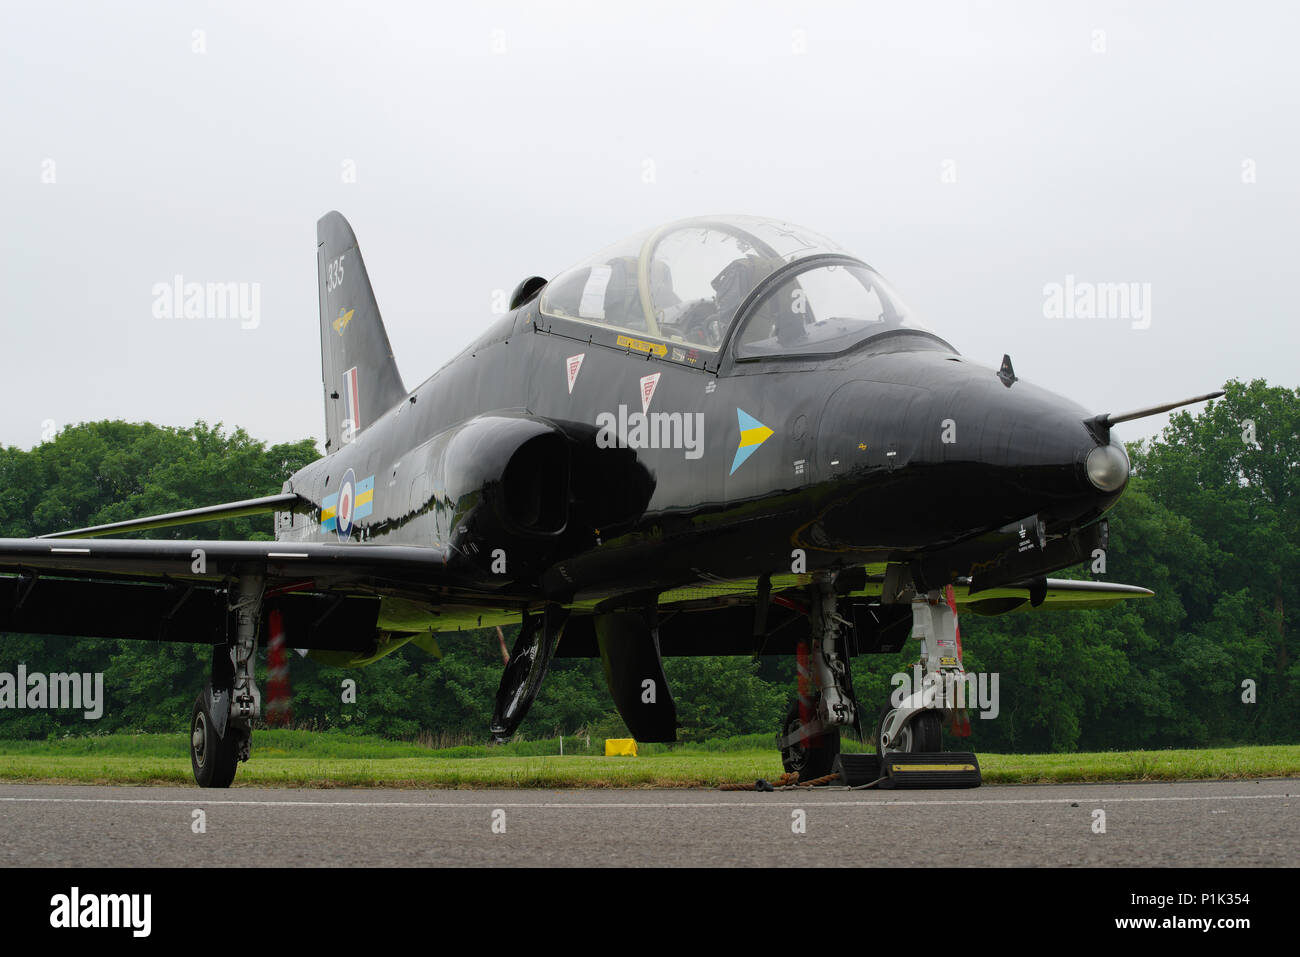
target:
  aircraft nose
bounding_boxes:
[809,357,1131,552]
[952,363,1130,524]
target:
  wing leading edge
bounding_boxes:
[0,537,450,585]
[39,493,302,539]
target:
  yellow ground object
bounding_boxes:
[604,738,638,756]
[891,764,978,773]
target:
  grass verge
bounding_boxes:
[0,732,1297,788]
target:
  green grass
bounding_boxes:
[0,731,1297,788]
[976,745,1300,784]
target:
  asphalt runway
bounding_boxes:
[1,779,1295,867]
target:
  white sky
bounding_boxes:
[2,1,1296,450]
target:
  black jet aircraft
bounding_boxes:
[0,213,1222,787]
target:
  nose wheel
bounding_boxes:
[875,706,942,754]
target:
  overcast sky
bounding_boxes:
[2,1,1296,452]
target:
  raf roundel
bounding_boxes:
[320,469,375,538]
[335,469,356,541]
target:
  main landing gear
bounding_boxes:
[777,573,855,780]
[776,575,982,788]
[190,572,263,788]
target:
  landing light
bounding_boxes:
[1085,442,1130,492]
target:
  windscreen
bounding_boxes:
[732,261,930,359]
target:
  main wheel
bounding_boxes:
[191,692,239,788]
[780,698,841,781]
[875,707,942,755]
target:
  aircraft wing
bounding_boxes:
[0,456,481,658]
[7,492,458,604]
[953,578,1153,614]
[0,536,451,584]
[0,534,469,650]
[661,570,1154,613]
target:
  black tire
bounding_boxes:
[191,692,239,789]
[779,698,841,781]
[875,707,943,755]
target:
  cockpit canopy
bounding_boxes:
[539,215,931,364]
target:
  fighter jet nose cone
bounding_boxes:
[1085,440,1130,493]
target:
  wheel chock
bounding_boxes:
[882,752,981,788]
[834,752,981,788]
[833,753,882,786]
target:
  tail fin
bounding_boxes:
[317,211,406,452]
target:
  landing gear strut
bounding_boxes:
[776,572,859,778]
[190,572,264,788]
[875,588,965,755]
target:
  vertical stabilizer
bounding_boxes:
[317,211,406,451]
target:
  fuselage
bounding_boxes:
[277,293,1124,606]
